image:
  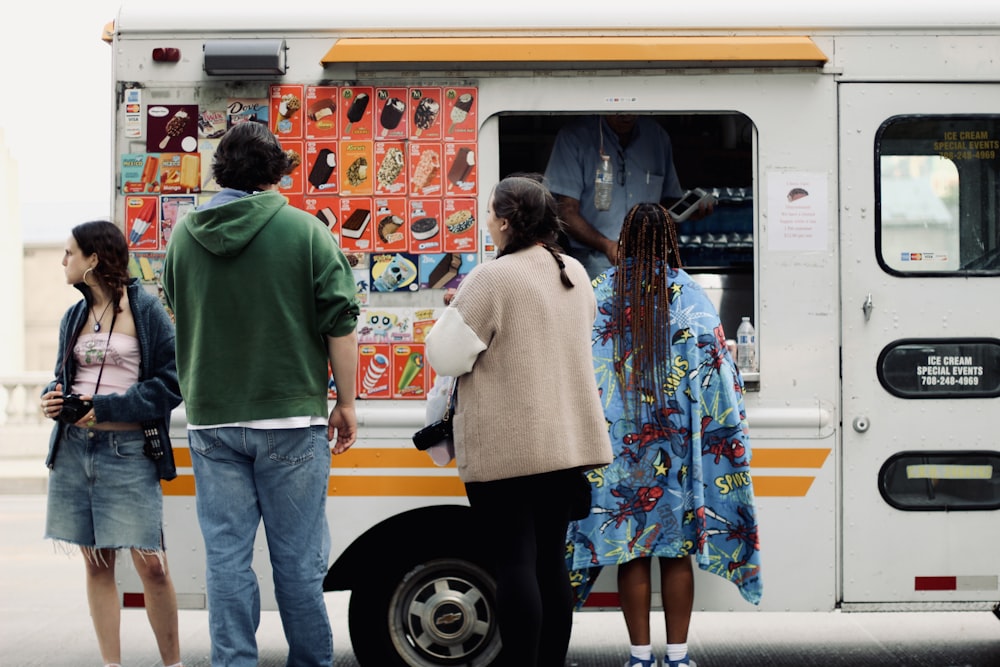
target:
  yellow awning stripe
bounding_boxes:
[321,36,827,66]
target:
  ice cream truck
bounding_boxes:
[106,1,1000,664]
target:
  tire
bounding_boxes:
[349,557,501,667]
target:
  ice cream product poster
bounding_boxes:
[160,195,196,248]
[371,253,420,293]
[277,140,304,195]
[125,196,160,250]
[442,198,478,253]
[129,252,165,285]
[226,98,269,128]
[147,104,198,153]
[409,143,443,196]
[197,108,227,139]
[408,198,443,254]
[444,87,477,140]
[199,138,220,191]
[444,142,477,196]
[409,87,443,140]
[305,85,339,139]
[392,343,427,399]
[419,252,478,290]
[343,252,371,306]
[302,194,340,240]
[305,140,339,194]
[373,197,409,253]
[341,86,374,140]
[375,87,409,140]
[339,197,374,252]
[358,344,392,399]
[121,153,160,194]
[358,307,413,343]
[158,153,201,194]
[270,84,304,138]
[375,142,407,196]
[339,141,374,196]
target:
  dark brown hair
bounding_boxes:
[72,220,130,312]
[212,121,293,191]
[613,203,683,424]
[491,175,574,288]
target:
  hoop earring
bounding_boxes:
[82,267,96,286]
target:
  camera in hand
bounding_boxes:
[58,394,94,424]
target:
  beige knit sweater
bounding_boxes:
[426,245,613,483]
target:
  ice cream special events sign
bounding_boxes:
[879,339,1000,398]
[123,84,480,399]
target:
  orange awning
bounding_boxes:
[322,36,827,67]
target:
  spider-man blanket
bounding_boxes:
[566,265,762,606]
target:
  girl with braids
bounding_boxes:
[426,175,612,666]
[567,203,762,667]
[40,220,184,667]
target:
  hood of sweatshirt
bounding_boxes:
[183,188,285,257]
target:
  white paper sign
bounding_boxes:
[767,172,828,251]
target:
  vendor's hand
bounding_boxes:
[602,237,619,267]
[40,384,64,420]
[689,199,715,221]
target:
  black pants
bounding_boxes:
[465,468,579,667]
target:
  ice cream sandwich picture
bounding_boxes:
[787,187,809,202]
[377,214,406,244]
[315,207,338,231]
[428,253,462,289]
[342,208,372,239]
[411,217,439,241]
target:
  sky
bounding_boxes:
[1,2,123,242]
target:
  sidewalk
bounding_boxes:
[0,458,47,495]
[0,422,51,495]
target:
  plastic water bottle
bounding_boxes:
[736,316,756,372]
[594,153,613,211]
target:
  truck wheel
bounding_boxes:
[349,557,501,666]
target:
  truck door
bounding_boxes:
[840,84,1000,606]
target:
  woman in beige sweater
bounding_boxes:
[426,175,612,666]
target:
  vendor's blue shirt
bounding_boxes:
[544,116,683,277]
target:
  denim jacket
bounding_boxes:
[44,279,182,480]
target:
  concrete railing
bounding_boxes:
[1,372,51,426]
[0,373,53,461]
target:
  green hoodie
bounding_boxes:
[162,189,359,425]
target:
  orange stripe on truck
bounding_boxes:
[163,447,830,497]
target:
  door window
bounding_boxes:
[877,116,1000,275]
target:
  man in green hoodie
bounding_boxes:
[162,121,359,667]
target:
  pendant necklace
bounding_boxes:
[91,300,114,333]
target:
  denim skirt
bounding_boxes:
[45,425,164,552]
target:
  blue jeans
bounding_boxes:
[188,426,333,667]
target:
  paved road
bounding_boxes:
[1,491,999,666]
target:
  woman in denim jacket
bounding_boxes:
[40,220,184,667]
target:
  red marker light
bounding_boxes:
[152,48,181,63]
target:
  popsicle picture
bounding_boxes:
[158,110,190,150]
[380,97,405,136]
[397,352,424,392]
[344,92,369,133]
[448,93,475,133]
[413,97,439,137]
[128,199,158,246]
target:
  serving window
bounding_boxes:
[876,115,1000,275]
